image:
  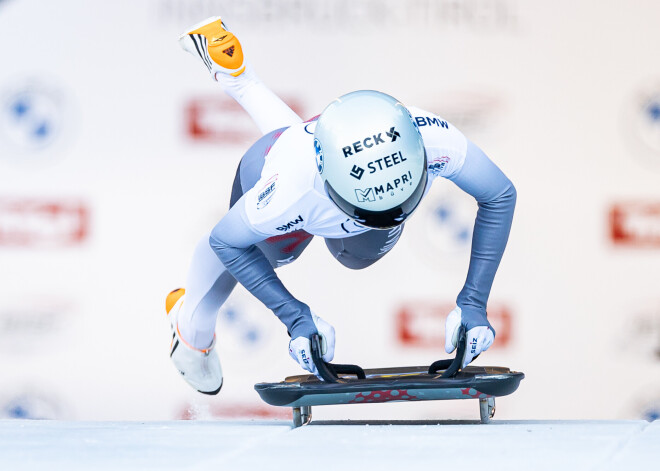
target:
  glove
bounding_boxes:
[444,306,495,368]
[289,312,335,376]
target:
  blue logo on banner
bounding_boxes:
[644,407,659,422]
[2,394,62,419]
[434,203,471,243]
[0,84,73,156]
[629,86,660,168]
[222,306,261,345]
[10,96,52,142]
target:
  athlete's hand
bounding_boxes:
[289,313,335,376]
[444,306,495,368]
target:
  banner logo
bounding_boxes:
[609,202,660,247]
[0,199,89,247]
[395,302,512,350]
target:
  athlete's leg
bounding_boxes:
[217,66,302,135]
[179,17,302,134]
[178,229,313,349]
[177,129,312,349]
[177,237,237,349]
[325,225,404,270]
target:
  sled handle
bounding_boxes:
[310,334,366,382]
[428,325,467,378]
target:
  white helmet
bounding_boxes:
[314,90,427,229]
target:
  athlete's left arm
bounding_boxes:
[448,139,516,333]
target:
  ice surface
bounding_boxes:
[0,419,657,471]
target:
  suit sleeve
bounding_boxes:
[447,139,516,332]
[208,196,317,339]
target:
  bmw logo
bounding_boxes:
[0,80,76,161]
[314,138,324,174]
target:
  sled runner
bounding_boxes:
[255,327,524,427]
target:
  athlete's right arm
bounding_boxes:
[208,196,317,340]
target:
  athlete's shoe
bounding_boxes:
[178,16,246,79]
[166,288,223,395]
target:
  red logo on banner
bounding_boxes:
[395,302,512,349]
[610,203,660,247]
[0,199,89,247]
[184,96,305,145]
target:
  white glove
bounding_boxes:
[289,313,335,376]
[444,306,495,368]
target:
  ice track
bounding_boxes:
[0,420,658,470]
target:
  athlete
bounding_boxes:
[167,17,516,395]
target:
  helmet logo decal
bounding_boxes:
[355,188,376,202]
[314,138,324,174]
[341,126,400,157]
[349,165,365,180]
[354,171,414,202]
[366,151,407,175]
[385,126,400,141]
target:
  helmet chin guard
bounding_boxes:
[314,90,427,229]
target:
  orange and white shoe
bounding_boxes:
[166,288,223,395]
[178,16,246,80]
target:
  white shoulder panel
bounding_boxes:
[408,105,468,180]
[243,125,318,237]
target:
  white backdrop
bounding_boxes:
[1,0,659,421]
